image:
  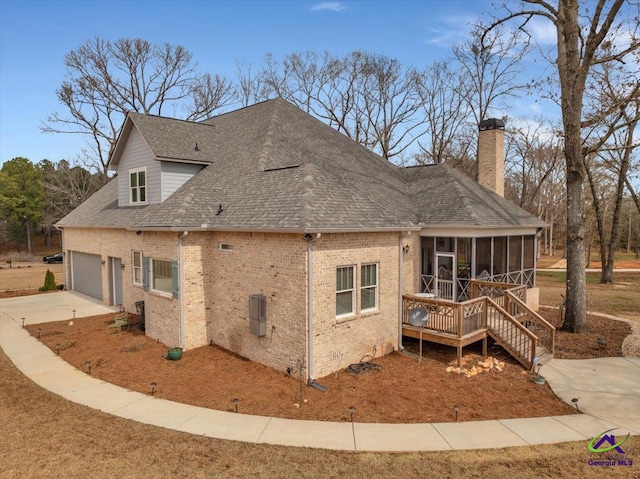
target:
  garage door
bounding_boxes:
[70,251,103,300]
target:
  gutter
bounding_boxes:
[305,233,321,383]
[178,231,188,349]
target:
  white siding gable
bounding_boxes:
[161,162,204,201]
[117,126,160,206]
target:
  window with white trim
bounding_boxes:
[336,265,355,318]
[132,251,142,285]
[129,167,147,204]
[361,263,378,311]
[151,259,172,295]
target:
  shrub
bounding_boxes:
[42,269,57,291]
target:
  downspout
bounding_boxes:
[305,233,321,383]
[178,231,188,349]
[398,231,411,351]
[54,225,66,290]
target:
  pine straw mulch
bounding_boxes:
[23,307,632,424]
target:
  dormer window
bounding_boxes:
[130,167,147,204]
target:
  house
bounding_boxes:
[57,98,546,380]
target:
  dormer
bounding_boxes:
[108,113,210,207]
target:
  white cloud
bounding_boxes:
[527,17,556,46]
[424,14,476,48]
[310,2,346,12]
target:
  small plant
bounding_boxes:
[121,340,147,353]
[39,269,57,292]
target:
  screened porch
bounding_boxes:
[420,234,537,302]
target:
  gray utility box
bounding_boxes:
[249,294,266,336]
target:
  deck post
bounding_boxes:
[457,345,462,367]
[482,337,487,358]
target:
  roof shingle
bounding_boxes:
[58,98,545,232]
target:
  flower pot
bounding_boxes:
[167,348,182,361]
[533,375,546,385]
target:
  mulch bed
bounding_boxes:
[539,306,630,359]
[24,307,630,424]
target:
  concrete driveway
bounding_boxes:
[0,291,118,327]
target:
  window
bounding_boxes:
[361,263,378,311]
[336,266,355,317]
[219,243,233,252]
[130,167,147,204]
[132,251,142,285]
[152,259,172,295]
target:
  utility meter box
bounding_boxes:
[249,294,266,336]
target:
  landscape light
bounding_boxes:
[349,405,356,423]
[454,405,460,422]
[56,343,61,355]
[232,398,239,413]
[85,360,92,375]
[36,328,41,339]
[572,398,580,412]
[150,381,157,396]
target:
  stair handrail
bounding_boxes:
[486,297,538,369]
[504,291,555,355]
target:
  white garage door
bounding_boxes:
[70,251,103,300]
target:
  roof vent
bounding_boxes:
[194,142,200,151]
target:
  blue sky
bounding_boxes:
[0,0,545,167]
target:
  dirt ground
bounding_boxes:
[0,262,64,293]
[24,306,630,424]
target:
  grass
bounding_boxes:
[536,271,640,320]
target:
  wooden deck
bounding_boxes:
[402,280,555,369]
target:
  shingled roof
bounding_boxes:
[58,98,545,232]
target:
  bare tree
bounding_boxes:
[587,106,639,283]
[413,61,472,166]
[485,0,639,332]
[250,50,426,161]
[505,119,564,213]
[454,24,532,125]
[42,38,234,175]
[234,60,268,107]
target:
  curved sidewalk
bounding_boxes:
[1,292,638,452]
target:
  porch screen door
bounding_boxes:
[435,254,455,300]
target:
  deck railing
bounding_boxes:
[402,295,486,338]
[403,279,552,370]
[403,295,460,335]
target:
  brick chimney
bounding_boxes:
[477,118,505,197]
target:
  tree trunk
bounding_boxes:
[556,0,588,333]
[562,173,588,332]
[26,218,32,257]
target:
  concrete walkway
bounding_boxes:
[1,292,638,452]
